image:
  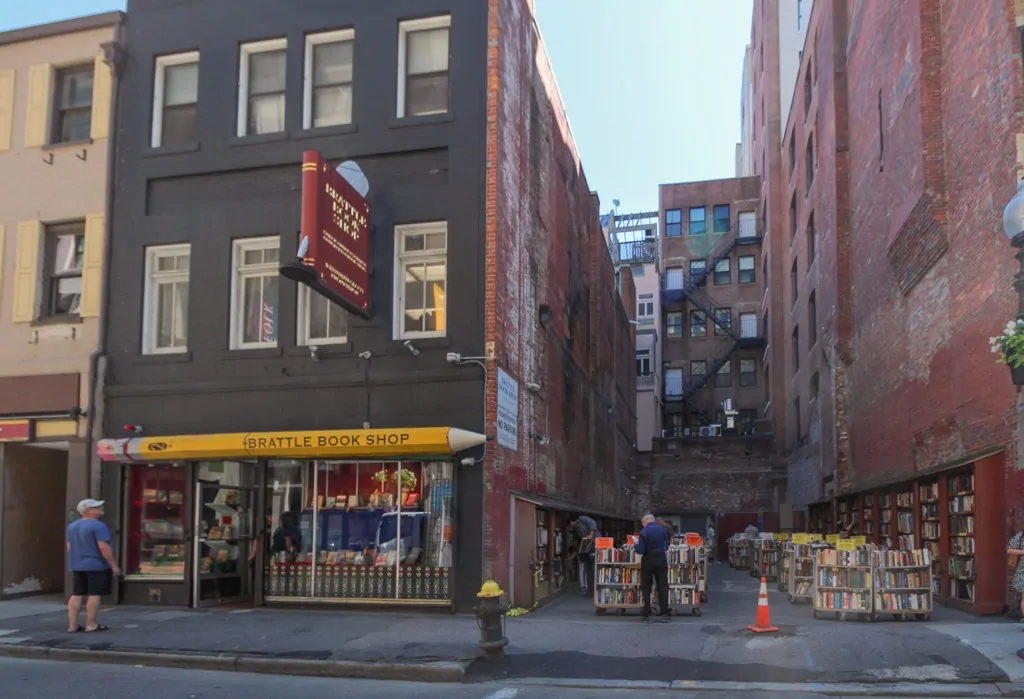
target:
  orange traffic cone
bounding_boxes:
[747,576,778,633]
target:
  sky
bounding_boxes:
[1,0,754,214]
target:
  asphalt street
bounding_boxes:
[0,657,977,699]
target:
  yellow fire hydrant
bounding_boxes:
[473,580,509,657]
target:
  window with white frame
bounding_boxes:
[298,285,348,345]
[304,30,354,129]
[143,245,190,354]
[238,39,287,137]
[394,222,447,339]
[665,267,684,290]
[637,293,654,324]
[151,52,199,148]
[397,16,450,118]
[230,237,280,349]
[636,349,651,377]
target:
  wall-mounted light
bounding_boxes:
[403,340,420,357]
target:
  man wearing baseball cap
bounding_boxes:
[66,499,120,633]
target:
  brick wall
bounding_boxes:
[482,0,637,586]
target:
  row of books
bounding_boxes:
[951,537,976,555]
[949,556,975,579]
[921,502,940,519]
[949,473,974,494]
[817,549,870,567]
[666,568,699,585]
[597,568,640,585]
[951,580,976,601]
[949,494,974,513]
[597,547,640,564]
[921,522,940,539]
[816,591,870,611]
[898,512,914,530]
[817,570,870,588]
[876,571,929,589]
[876,549,931,567]
[792,581,812,596]
[950,516,976,535]
[897,493,914,507]
[596,588,641,605]
[875,592,929,611]
[919,482,939,502]
[667,545,702,564]
[667,589,700,605]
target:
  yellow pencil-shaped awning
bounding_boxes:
[97,427,486,463]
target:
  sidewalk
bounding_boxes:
[0,565,1020,688]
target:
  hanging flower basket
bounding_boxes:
[990,319,1024,385]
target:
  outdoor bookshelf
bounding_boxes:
[730,536,752,570]
[918,479,942,600]
[879,492,892,547]
[813,547,873,620]
[788,542,816,604]
[896,488,915,551]
[948,469,976,608]
[666,543,703,616]
[862,493,876,543]
[594,545,642,615]
[752,538,781,581]
[873,548,933,620]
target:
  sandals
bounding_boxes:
[68,626,84,633]
[84,624,110,633]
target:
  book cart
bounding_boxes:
[873,548,933,620]
[813,544,874,620]
[593,542,705,617]
[787,539,820,604]
[752,537,781,581]
[778,543,791,592]
[729,535,752,570]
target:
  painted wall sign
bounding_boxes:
[496,368,518,451]
[0,420,31,442]
[282,150,372,318]
[97,427,486,462]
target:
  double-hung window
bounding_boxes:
[715,361,732,388]
[395,222,448,339]
[740,359,757,386]
[665,209,682,237]
[143,245,190,354]
[304,30,354,129]
[298,286,348,346]
[713,258,730,285]
[398,16,451,118]
[230,237,280,349]
[689,259,706,287]
[238,39,287,137]
[690,310,707,338]
[666,312,683,338]
[152,52,199,147]
[636,349,651,377]
[712,204,730,233]
[738,255,756,284]
[637,294,654,324]
[53,66,93,144]
[43,222,85,317]
[689,207,706,235]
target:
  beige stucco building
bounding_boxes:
[0,12,122,597]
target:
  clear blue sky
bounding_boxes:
[1,0,753,214]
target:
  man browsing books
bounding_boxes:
[636,514,670,623]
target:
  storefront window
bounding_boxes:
[125,463,188,579]
[195,461,255,604]
[263,460,454,602]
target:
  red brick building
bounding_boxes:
[483,0,637,608]
[769,0,1024,613]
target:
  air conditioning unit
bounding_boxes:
[683,427,691,437]
[699,424,722,438]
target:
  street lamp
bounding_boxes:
[1001,179,1024,384]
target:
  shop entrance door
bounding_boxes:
[192,461,256,608]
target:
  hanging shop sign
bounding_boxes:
[96,427,487,463]
[280,150,372,318]
[685,533,703,547]
[0,420,31,442]
[496,368,519,451]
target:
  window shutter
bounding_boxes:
[90,55,112,140]
[80,214,105,318]
[24,64,51,148]
[12,221,41,323]
[0,70,14,152]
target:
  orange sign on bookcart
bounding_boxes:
[685,533,703,546]
[594,537,614,549]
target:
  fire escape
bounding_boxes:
[663,217,764,428]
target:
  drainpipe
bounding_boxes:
[85,17,126,498]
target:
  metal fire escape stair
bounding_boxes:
[681,339,740,425]
[685,236,738,292]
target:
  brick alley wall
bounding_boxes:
[482,0,637,585]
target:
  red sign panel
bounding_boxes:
[298,150,372,317]
[0,420,31,442]
[594,537,614,550]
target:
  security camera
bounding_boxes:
[446,352,462,364]
[357,350,372,360]
[460,457,475,466]
[525,382,541,393]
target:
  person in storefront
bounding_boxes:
[271,511,302,562]
[1006,529,1024,624]
[571,515,599,596]
[636,514,670,623]
[744,523,759,537]
[66,499,120,633]
[706,520,717,563]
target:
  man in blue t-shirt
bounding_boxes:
[66,499,120,633]
[635,514,670,622]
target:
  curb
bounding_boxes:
[0,644,469,683]
[505,677,1024,696]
